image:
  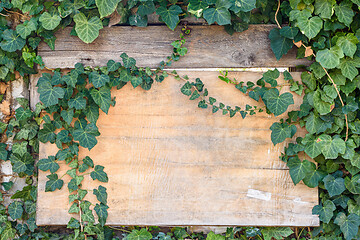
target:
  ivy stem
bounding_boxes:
[107,226,131,233]
[4,8,30,20]
[79,200,84,232]
[275,0,349,141]
[299,42,349,141]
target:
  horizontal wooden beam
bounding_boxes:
[38,25,310,69]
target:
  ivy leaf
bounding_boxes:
[96,0,121,18]
[80,201,95,222]
[344,174,360,194]
[317,134,346,159]
[16,223,28,235]
[287,157,313,185]
[269,28,293,61]
[336,34,359,58]
[312,200,336,224]
[8,201,23,220]
[323,174,346,197]
[73,123,100,150]
[90,86,111,114]
[1,226,16,240]
[206,232,225,240]
[279,26,299,39]
[138,1,155,16]
[69,95,87,110]
[89,72,110,88]
[270,122,296,145]
[74,12,103,44]
[203,7,231,25]
[10,152,34,174]
[316,46,344,69]
[37,81,65,107]
[0,29,26,52]
[15,107,32,121]
[338,58,359,81]
[39,12,61,30]
[261,227,293,240]
[305,112,332,134]
[314,0,336,19]
[262,88,294,116]
[126,229,153,240]
[131,76,143,88]
[230,0,256,13]
[61,109,74,125]
[303,168,326,188]
[37,156,59,173]
[90,165,109,182]
[334,213,360,240]
[93,185,107,204]
[120,53,136,68]
[86,104,99,123]
[155,5,183,30]
[334,2,355,27]
[16,18,37,39]
[263,69,279,87]
[83,156,94,168]
[107,60,121,72]
[313,90,332,115]
[181,82,192,96]
[94,203,109,226]
[45,174,64,192]
[296,16,323,39]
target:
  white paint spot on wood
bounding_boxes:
[246,189,271,201]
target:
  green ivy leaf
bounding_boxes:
[336,34,359,58]
[269,28,294,61]
[126,229,153,240]
[10,152,34,174]
[80,201,95,222]
[93,185,107,204]
[181,82,192,96]
[344,174,360,194]
[206,232,225,240]
[74,12,103,44]
[131,76,143,88]
[296,16,323,39]
[323,174,346,197]
[316,46,344,69]
[94,203,109,226]
[230,0,256,13]
[8,201,23,220]
[89,71,110,88]
[304,112,332,134]
[83,156,94,168]
[37,156,59,173]
[16,223,28,235]
[0,29,26,52]
[90,165,109,182]
[107,60,121,72]
[96,0,121,18]
[338,58,359,81]
[155,5,183,30]
[120,53,136,68]
[270,122,296,145]
[16,18,37,39]
[37,81,65,107]
[334,1,355,27]
[313,90,332,115]
[69,95,87,110]
[90,86,111,114]
[262,88,294,116]
[314,0,336,19]
[73,122,100,150]
[317,134,346,159]
[15,107,32,121]
[312,200,336,224]
[39,12,61,30]
[261,227,293,240]
[334,213,360,240]
[138,1,155,16]
[45,173,64,192]
[287,157,313,185]
[303,168,326,188]
[61,109,74,125]
[203,7,231,25]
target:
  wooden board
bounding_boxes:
[36,71,319,226]
[38,25,310,69]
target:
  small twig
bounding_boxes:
[78,200,84,233]
[3,8,30,20]
[275,0,282,29]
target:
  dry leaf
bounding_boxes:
[108,11,122,27]
[0,100,10,115]
[0,82,7,95]
[293,40,302,48]
[304,46,314,57]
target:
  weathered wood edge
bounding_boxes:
[38,25,310,69]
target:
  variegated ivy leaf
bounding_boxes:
[73,12,103,44]
[96,0,121,18]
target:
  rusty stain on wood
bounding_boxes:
[35,71,319,226]
[38,25,310,69]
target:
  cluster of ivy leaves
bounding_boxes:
[1,0,360,239]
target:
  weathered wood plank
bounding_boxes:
[38,25,310,69]
[36,71,319,226]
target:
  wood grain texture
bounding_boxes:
[38,25,310,69]
[36,71,319,226]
